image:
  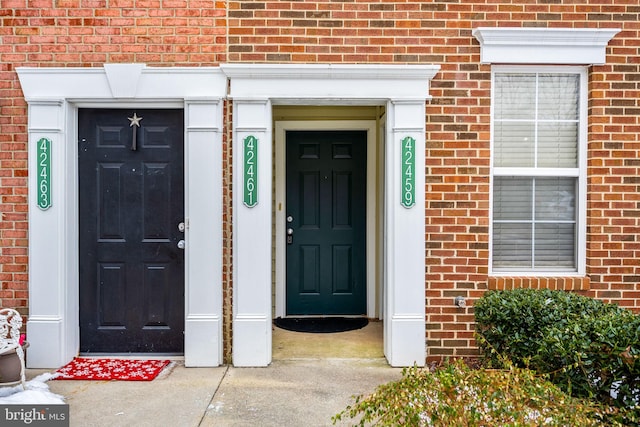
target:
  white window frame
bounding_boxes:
[489,65,587,276]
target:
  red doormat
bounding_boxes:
[54,358,170,381]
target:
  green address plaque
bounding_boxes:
[243,135,258,207]
[37,137,52,210]
[401,136,415,208]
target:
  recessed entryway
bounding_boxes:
[274,117,380,320]
[284,130,367,316]
[225,63,439,367]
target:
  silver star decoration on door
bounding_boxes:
[128,113,143,151]
[128,112,142,127]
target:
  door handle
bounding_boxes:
[286,228,293,245]
[177,239,185,249]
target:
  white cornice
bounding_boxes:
[17,64,227,101]
[221,63,440,101]
[472,27,620,65]
[17,63,441,103]
[221,63,439,80]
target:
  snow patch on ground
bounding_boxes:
[0,373,65,404]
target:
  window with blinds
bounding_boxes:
[491,69,585,273]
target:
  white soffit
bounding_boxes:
[472,27,621,65]
[221,64,440,102]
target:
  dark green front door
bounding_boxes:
[286,130,367,315]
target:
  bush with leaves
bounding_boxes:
[474,288,640,412]
[333,359,617,426]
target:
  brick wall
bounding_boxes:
[0,0,226,320]
[588,19,640,311]
[1,0,639,362]
[223,99,233,363]
[228,0,443,63]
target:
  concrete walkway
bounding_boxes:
[28,323,403,426]
[31,358,401,427]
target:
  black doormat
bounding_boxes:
[274,317,369,333]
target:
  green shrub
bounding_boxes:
[333,359,616,426]
[475,288,640,411]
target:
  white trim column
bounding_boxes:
[25,99,75,368]
[231,99,273,366]
[384,100,427,367]
[184,99,224,367]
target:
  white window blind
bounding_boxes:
[493,177,576,270]
[492,70,583,273]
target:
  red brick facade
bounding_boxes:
[1,1,639,363]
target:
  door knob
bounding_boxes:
[286,228,293,245]
[177,239,185,249]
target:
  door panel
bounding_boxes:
[286,130,366,315]
[79,108,185,353]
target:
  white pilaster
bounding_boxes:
[26,100,77,368]
[384,100,427,367]
[184,99,224,367]
[232,99,273,367]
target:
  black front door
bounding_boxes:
[79,109,185,353]
[286,131,367,315]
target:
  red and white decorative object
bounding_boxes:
[55,358,170,381]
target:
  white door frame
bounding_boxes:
[274,120,378,319]
[223,63,440,367]
[17,64,226,368]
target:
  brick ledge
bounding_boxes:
[488,276,590,291]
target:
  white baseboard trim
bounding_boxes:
[385,315,426,367]
[232,315,272,367]
[184,315,222,367]
[26,316,69,368]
